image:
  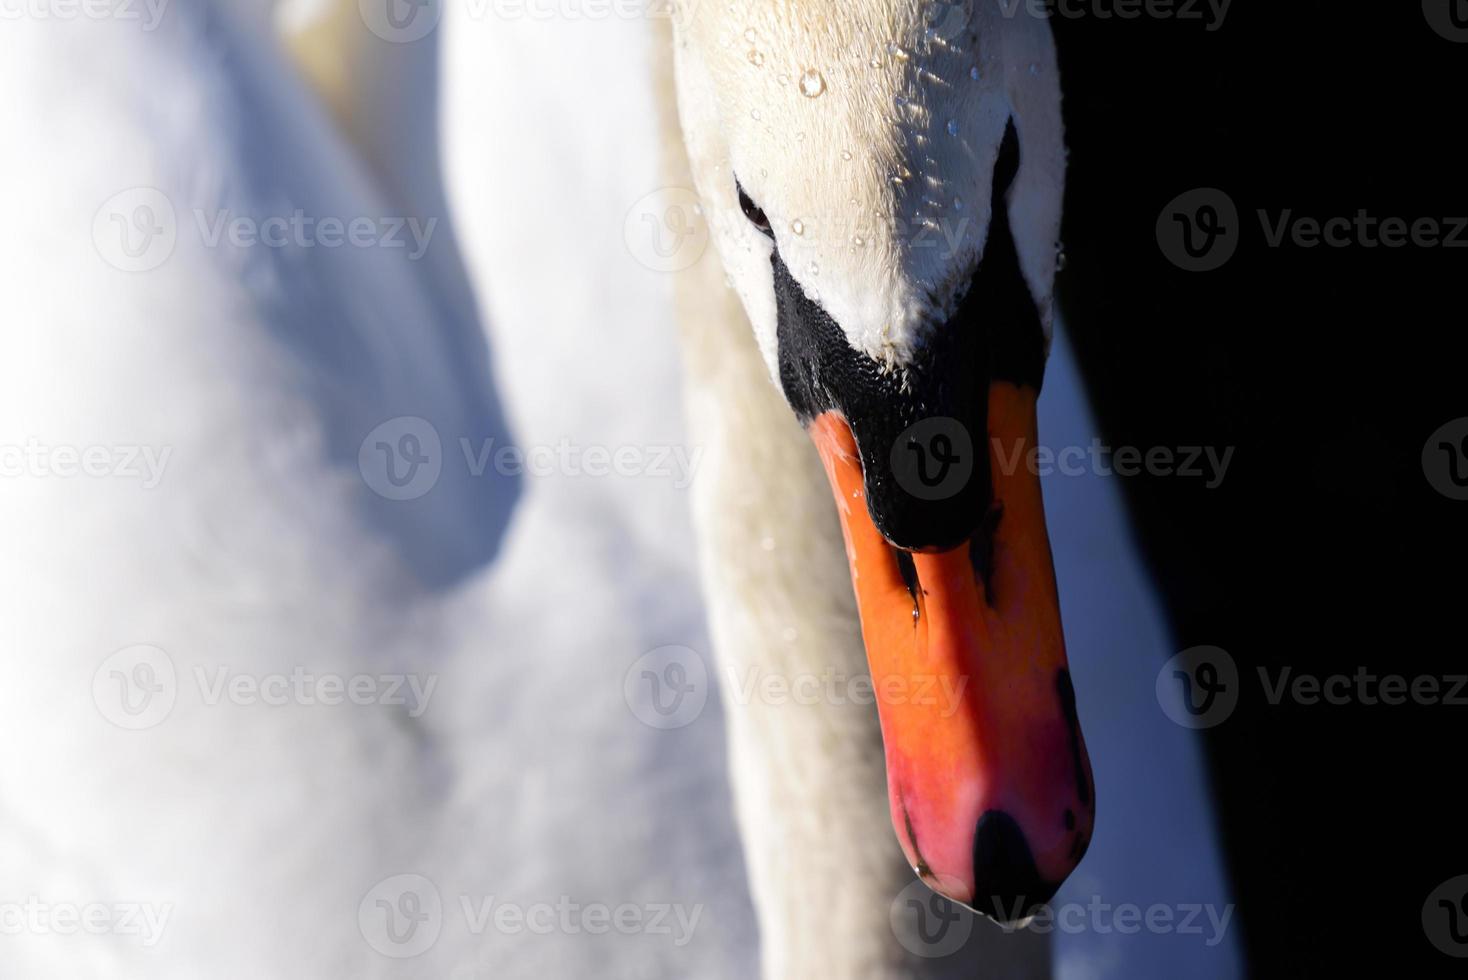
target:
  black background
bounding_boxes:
[1053,2,1465,975]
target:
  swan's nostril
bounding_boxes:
[969,810,1059,924]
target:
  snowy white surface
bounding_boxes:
[0,3,1236,977]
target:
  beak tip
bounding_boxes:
[964,809,1063,924]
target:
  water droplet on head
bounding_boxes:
[1029,62,1039,75]
[853,235,866,247]
[841,150,852,161]
[953,196,963,211]
[744,28,756,42]
[799,69,826,98]
[751,109,761,121]
[970,66,981,80]
[808,261,819,276]
[748,49,764,67]
[946,119,960,137]
[791,219,805,236]
[777,72,790,85]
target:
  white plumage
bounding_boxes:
[0,2,1238,977]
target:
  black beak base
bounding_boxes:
[771,120,1048,553]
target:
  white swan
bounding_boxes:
[442,3,1238,977]
[653,3,1237,975]
[0,2,1237,977]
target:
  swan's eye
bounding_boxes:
[736,180,774,238]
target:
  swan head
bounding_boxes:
[673,1,1093,923]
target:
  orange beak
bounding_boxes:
[809,381,1094,922]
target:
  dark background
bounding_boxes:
[1053,2,1465,975]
